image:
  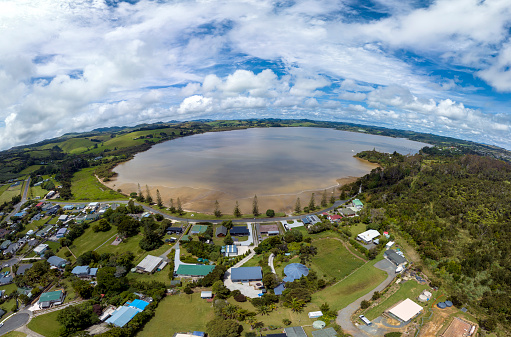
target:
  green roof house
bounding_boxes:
[38,290,65,309]
[176,264,215,277]
[190,225,208,235]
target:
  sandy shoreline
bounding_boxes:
[103,175,362,214]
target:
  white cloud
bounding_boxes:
[178,95,213,114]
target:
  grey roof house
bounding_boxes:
[230,267,263,282]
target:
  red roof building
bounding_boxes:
[328,214,342,221]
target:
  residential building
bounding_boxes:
[166,227,183,234]
[221,245,238,257]
[38,290,65,309]
[229,226,249,236]
[71,266,98,278]
[47,256,68,268]
[56,228,67,238]
[230,267,263,282]
[215,226,227,237]
[175,265,215,278]
[357,229,380,244]
[136,255,165,273]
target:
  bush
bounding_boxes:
[384,333,402,337]
[233,293,247,302]
[282,318,292,326]
[266,209,275,217]
[360,300,370,309]
[64,250,72,258]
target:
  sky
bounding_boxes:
[1,0,511,150]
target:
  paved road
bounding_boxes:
[0,312,30,336]
[268,253,276,274]
[336,259,396,337]
[4,177,30,223]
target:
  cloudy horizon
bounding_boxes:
[1,0,511,150]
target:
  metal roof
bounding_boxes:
[47,256,68,267]
[215,226,227,236]
[283,263,309,282]
[284,326,308,337]
[385,250,407,265]
[72,266,90,275]
[274,283,286,295]
[389,298,423,322]
[221,245,238,254]
[231,267,262,282]
[176,264,215,276]
[136,255,164,273]
[38,290,64,303]
[190,225,208,234]
[311,327,337,337]
[129,299,149,311]
[230,226,250,235]
[105,306,141,327]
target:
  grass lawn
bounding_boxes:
[60,278,78,303]
[363,280,431,320]
[70,168,127,201]
[0,183,22,204]
[2,332,27,337]
[312,257,387,311]
[27,310,60,337]
[137,293,215,337]
[95,233,170,265]
[0,283,19,314]
[311,238,365,280]
[20,165,42,175]
[241,254,264,268]
[347,222,367,237]
[67,222,118,257]
[128,267,170,285]
[45,241,61,253]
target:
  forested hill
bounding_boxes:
[349,150,511,333]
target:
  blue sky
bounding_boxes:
[1,0,511,149]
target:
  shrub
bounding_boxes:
[234,293,247,302]
[360,300,370,309]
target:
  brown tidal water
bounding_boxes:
[106,127,429,213]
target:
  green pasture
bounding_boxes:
[27,310,60,337]
[70,168,127,201]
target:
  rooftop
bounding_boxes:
[136,255,164,273]
[231,266,263,281]
[388,298,423,322]
[176,264,215,276]
[38,290,64,303]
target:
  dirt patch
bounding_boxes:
[419,306,457,337]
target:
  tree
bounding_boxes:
[169,198,176,213]
[289,298,305,313]
[233,201,242,218]
[294,198,301,214]
[212,280,231,299]
[92,219,111,233]
[224,234,234,245]
[330,194,335,205]
[262,273,279,289]
[360,300,370,309]
[57,304,99,337]
[176,197,184,215]
[214,200,222,218]
[321,190,327,207]
[145,185,153,204]
[283,318,292,326]
[252,195,259,217]
[222,304,239,319]
[206,317,242,337]
[156,189,163,208]
[137,183,145,202]
[265,209,275,217]
[257,305,270,315]
[72,279,94,299]
[308,193,316,211]
[139,224,163,251]
[222,220,233,230]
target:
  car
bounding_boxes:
[359,315,372,326]
[0,322,4,328]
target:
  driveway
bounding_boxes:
[336,259,396,337]
[238,223,254,246]
[173,242,195,272]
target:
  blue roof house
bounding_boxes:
[230,267,263,282]
[105,306,142,327]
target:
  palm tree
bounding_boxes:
[245,315,257,329]
[257,305,270,315]
[222,304,238,319]
[289,298,306,313]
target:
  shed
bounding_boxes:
[308,311,323,318]
[284,326,308,337]
[229,226,249,236]
[176,264,215,277]
[230,267,263,282]
[47,256,68,268]
[215,226,227,237]
[136,255,164,273]
[201,291,213,299]
[388,298,423,322]
[221,245,238,257]
[190,225,208,235]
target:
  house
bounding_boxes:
[38,290,65,309]
[75,216,86,224]
[175,265,215,278]
[229,226,250,237]
[357,230,380,244]
[352,199,364,209]
[17,287,33,298]
[4,242,20,255]
[0,240,12,250]
[338,208,357,217]
[328,214,342,222]
[221,245,238,257]
[58,215,69,222]
[105,305,142,327]
[36,202,45,208]
[200,291,213,299]
[387,298,423,322]
[63,205,75,211]
[56,228,67,238]
[284,326,308,337]
[311,327,338,337]
[190,225,208,235]
[36,225,53,237]
[166,227,183,235]
[215,226,227,237]
[274,283,286,296]
[230,267,263,282]
[16,264,33,276]
[301,215,321,226]
[33,244,49,255]
[136,255,164,273]
[384,250,407,269]
[47,256,68,268]
[71,266,98,278]
[259,224,280,235]
[86,214,99,221]
[0,275,13,285]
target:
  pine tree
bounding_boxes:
[137,183,145,202]
[177,197,183,215]
[321,190,327,207]
[309,193,316,211]
[214,200,222,218]
[294,198,301,214]
[233,201,242,218]
[330,194,335,205]
[169,198,176,213]
[156,189,163,208]
[252,195,260,217]
[145,185,153,204]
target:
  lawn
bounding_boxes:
[27,310,60,337]
[128,267,170,285]
[310,238,365,280]
[0,283,20,314]
[70,168,127,201]
[137,292,215,337]
[95,233,170,265]
[312,257,388,311]
[66,221,118,257]
[2,332,27,337]
[363,279,431,320]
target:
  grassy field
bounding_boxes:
[95,233,170,265]
[0,183,22,204]
[19,165,42,175]
[312,257,388,311]
[0,283,19,314]
[66,221,118,257]
[128,267,170,284]
[2,332,27,337]
[27,310,60,337]
[70,168,127,201]
[137,292,215,336]
[310,238,365,280]
[363,280,431,320]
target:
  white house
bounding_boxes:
[357,230,380,244]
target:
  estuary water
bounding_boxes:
[106,127,429,213]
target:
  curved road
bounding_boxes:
[3,177,30,223]
[336,259,396,337]
[0,312,30,336]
